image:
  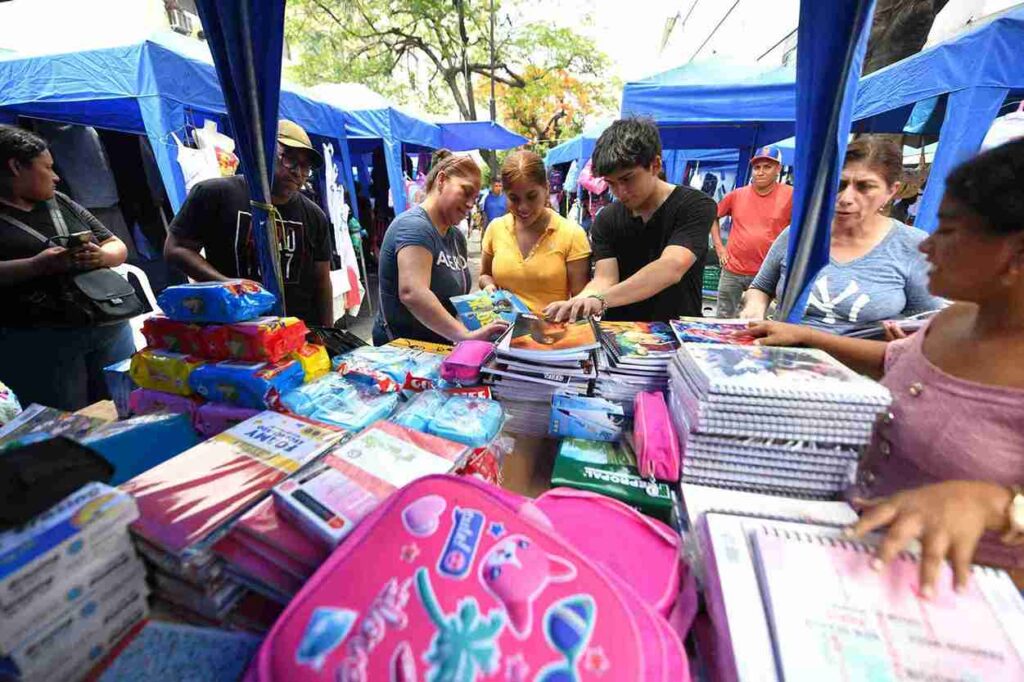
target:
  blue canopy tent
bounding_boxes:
[310,82,441,216]
[621,60,797,187]
[544,119,614,168]
[439,121,527,152]
[851,7,1024,232]
[0,32,354,218]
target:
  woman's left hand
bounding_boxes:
[848,481,1012,597]
[70,242,105,271]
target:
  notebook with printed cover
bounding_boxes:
[450,289,529,330]
[670,317,758,345]
[676,343,892,406]
[752,527,1024,682]
[275,421,467,547]
[122,412,345,558]
[498,313,600,361]
[598,320,679,364]
[681,485,859,529]
[696,513,853,682]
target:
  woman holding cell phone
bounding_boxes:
[0,124,134,411]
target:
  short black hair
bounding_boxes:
[591,117,662,177]
[944,138,1024,235]
[0,124,48,180]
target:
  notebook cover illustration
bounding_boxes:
[450,290,529,330]
[505,314,599,354]
[670,317,758,345]
[599,321,679,360]
[680,344,890,403]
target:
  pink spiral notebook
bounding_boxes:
[751,527,1024,681]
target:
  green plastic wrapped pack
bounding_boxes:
[550,439,676,524]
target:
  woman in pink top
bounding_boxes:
[748,139,1024,594]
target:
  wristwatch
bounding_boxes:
[1001,485,1024,546]
[585,293,607,315]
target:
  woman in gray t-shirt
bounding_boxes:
[741,137,943,335]
[373,150,508,345]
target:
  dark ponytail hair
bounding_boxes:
[425,148,480,193]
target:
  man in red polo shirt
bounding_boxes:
[711,145,793,318]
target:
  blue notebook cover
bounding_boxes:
[451,290,529,330]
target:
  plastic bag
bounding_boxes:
[280,373,399,432]
[188,359,304,410]
[289,343,330,383]
[157,280,276,324]
[391,390,449,431]
[426,395,504,447]
[129,350,205,396]
[203,317,309,363]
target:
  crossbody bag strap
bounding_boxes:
[47,198,70,237]
[0,211,52,245]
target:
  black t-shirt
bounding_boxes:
[591,186,715,322]
[0,192,115,326]
[168,176,332,324]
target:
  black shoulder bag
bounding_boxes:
[0,199,144,326]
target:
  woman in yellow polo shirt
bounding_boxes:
[479,151,591,312]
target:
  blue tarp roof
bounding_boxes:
[621,60,797,151]
[0,32,352,212]
[439,120,527,151]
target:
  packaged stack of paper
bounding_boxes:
[594,321,678,415]
[122,411,345,623]
[274,420,468,549]
[0,483,148,682]
[669,343,891,499]
[484,314,599,435]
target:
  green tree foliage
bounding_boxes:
[286,0,615,165]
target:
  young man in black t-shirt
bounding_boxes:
[545,118,715,322]
[164,120,334,326]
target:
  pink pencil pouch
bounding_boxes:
[633,391,681,482]
[440,340,494,385]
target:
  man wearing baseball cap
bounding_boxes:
[165,119,334,326]
[710,145,793,318]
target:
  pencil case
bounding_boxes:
[440,340,494,385]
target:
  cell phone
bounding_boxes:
[67,231,92,248]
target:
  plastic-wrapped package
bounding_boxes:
[122,412,345,560]
[103,358,135,419]
[426,395,504,447]
[333,345,444,392]
[157,280,275,324]
[141,315,207,355]
[289,343,330,383]
[202,317,309,362]
[128,388,201,418]
[280,374,399,432]
[188,359,304,410]
[129,349,205,396]
[454,435,513,485]
[193,403,261,438]
[390,389,448,431]
[231,498,327,574]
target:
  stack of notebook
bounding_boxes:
[594,321,679,415]
[694,510,1024,682]
[669,343,891,498]
[483,314,600,435]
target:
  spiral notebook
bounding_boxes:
[676,343,892,407]
[752,527,1024,682]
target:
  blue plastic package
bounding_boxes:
[157,280,276,323]
[333,345,444,392]
[82,412,200,484]
[281,374,399,432]
[188,359,304,409]
[391,390,449,432]
[426,396,504,447]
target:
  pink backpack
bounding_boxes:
[634,391,681,482]
[245,475,689,681]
